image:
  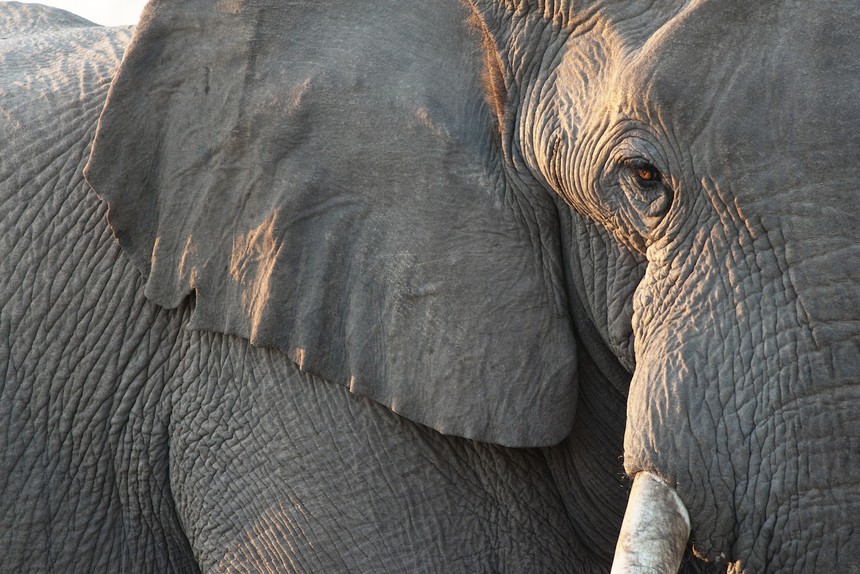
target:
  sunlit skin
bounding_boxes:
[1,1,856,572]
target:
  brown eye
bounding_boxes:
[636,164,661,183]
[622,158,664,185]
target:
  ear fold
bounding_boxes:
[86,0,577,447]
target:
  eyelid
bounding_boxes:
[612,134,665,173]
[621,157,656,171]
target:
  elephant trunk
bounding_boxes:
[610,472,690,573]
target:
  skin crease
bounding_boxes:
[1,2,857,574]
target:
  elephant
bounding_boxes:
[1,0,857,572]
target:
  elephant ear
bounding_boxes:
[85,0,576,446]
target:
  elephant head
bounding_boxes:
[83,0,858,570]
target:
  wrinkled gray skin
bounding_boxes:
[1,1,857,572]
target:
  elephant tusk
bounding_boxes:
[610,472,690,574]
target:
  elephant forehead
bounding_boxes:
[628,1,859,177]
[624,1,860,356]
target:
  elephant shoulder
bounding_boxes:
[0,15,130,144]
[0,2,100,38]
[0,13,131,269]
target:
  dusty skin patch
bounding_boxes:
[230,212,280,327]
[216,0,240,15]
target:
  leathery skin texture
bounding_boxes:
[0,12,632,573]
[2,1,857,572]
[0,67,630,571]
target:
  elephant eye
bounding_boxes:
[615,156,674,238]
[627,160,662,184]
